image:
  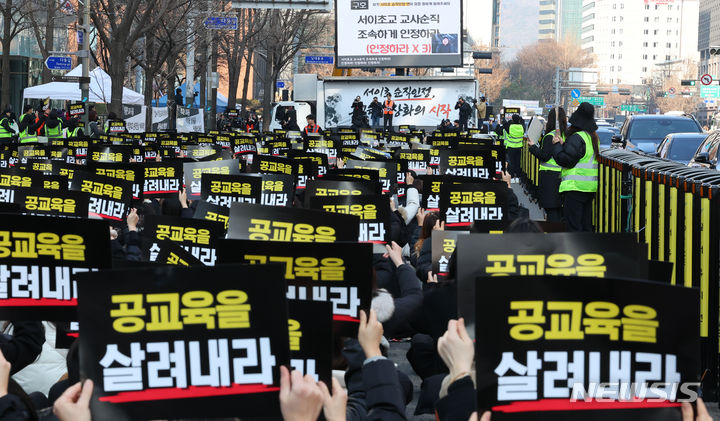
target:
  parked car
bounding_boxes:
[614,114,703,154]
[688,131,720,169]
[597,128,616,149]
[655,133,708,164]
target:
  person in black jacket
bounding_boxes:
[527,107,567,223]
[344,309,408,421]
[454,98,472,132]
[0,322,44,375]
[368,97,383,128]
[551,103,600,232]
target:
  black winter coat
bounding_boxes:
[435,376,477,421]
[344,340,408,421]
[382,263,423,339]
[530,133,562,209]
[455,102,472,119]
[1,321,45,374]
[552,133,588,168]
[369,101,384,118]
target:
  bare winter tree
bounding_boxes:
[218,8,268,108]
[127,0,194,126]
[0,0,30,108]
[91,0,172,114]
[254,9,326,129]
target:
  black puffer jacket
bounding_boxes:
[551,133,587,168]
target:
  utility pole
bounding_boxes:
[186,13,196,110]
[79,0,90,127]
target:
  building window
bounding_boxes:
[644,17,649,22]
[643,42,648,47]
[643,54,648,59]
[642,67,647,72]
[666,43,671,48]
[644,30,649,35]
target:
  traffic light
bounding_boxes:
[681,80,696,86]
[472,51,492,60]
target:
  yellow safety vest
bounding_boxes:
[504,124,524,148]
[539,132,562,172]
[559,131,598,193]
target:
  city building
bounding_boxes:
[539,0,582,44]
[539,0,557,41]
[699,0,720,79]
[581,0,699,86]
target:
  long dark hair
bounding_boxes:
[414,211,440,257]
[566,125,600,158]
[545,107,567,137]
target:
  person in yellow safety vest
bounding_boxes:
[0,106,17,142]
[526,107,567,223]
[67,117,84,138]
[43,110,64,138]
[503,114,525,183]
[18,105,39,143]
[551,102,599,232]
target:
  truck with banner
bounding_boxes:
[270,74,479,131]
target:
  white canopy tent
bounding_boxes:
[22,66,144,105]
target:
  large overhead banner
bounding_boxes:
[335,0,463,68]
[323,79,476,128]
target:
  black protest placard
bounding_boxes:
[143,161,183,198]
[260,173,295,207]
[457,233,650,335]
[89,145,132,164]
[26,159,55,175]
[155,240,205,266]
[310,195,390,244]
[252,155,298,176]
[431,230,468,279]
[420,175,444,211]
[200,173,262,207]
[457,142,505,175]
[216,239,372,337]
[68,103,85,116]
[77,264,290,420]
[90,162,144,201]
[439,150,496,179]
[55,321,79,349]
[439,181,507,229]
[184,144,222,160]
[71,171,133,221]
[107,120,127,133]
[183,159,242,199]
[192,201,230,232]
[287,151,328,177]
[14,188,89,218]
[397,149,430,173]
[288,301,333,385]
[0,168,67,204]
[304,179,381,207]
[476,275,699,421]
[345,159,397,194]
[325,168,380,183]
[142,215,225,265]
[304,137,338,160]
[0,214,111,320]
[231,136,258,156]
[227,202,359,243]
